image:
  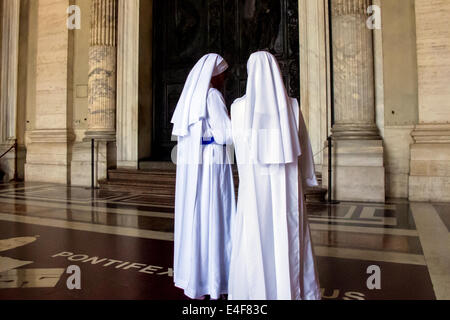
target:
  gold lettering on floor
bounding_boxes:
[52,251,174,277]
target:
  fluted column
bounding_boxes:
[331,0,379,139]
[324,0,385,202]
[0,0,20,143]
[0,0,20,182]
[85,0,118,141]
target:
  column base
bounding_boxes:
[332,123,381,140]
[24,129,75,184]
[71,141,109,187]
[409,124,450,202]
[323,139,386,202]
[84,130,116,142]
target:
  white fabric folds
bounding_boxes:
[244,51,301,164]
[228,51,321,300]
[172,54,235,300]
[171,54,229,137]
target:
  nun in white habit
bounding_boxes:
[228,51,321,300]
[171,53,236,299]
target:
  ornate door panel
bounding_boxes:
[153,0,299,160]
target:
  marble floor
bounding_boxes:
[0,182,448,300]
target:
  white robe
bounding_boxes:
[228,96,321,300]
[174,88,235,299]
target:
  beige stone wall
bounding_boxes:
[381,0,418,126]
[380,0,419,198]
[34,1,71,130]
[21,0,37,142]
[72,0,90,142]
[415,0,450,124]
[409,0,450,202]
[0,0,3,91]
[16,0,38,179]
[24,0,74,184]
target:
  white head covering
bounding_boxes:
[244,51,301,164]
[171,53,228,137]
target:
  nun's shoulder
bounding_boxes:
[231,96,246,107]
[230,96,245,121]
[207,87,223,97]
[207,87,226,105]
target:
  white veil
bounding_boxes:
[171,53,228,137]
[244,51,301,164]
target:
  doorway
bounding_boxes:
[152,0,300,160]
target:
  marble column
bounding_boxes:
[323,0,385,202]
[85,0,118,141]
[331,0,379,139]
[299,0,330,171]
[409,0,450,202]
[0,0,20,181]
[116,0,139,169]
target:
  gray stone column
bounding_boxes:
[331,0,379,139]
[85,0,118,141]
[324,0,385,202]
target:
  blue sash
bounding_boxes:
[201,137,215,145]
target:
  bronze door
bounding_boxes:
[153,0,300,160]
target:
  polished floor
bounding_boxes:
[0,182,448,300]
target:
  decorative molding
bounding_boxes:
[411,124,450,144]
[331,0,371,16]
[90,0,117,47]
[28,129,76,144]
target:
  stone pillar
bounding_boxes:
[324,0,385,202]
[299,0,330,171]
[0,0,20,182]
[71,0,118,187]
[85,0,118,141]
[331,0,378,139]
[116,0,140,169]
[409,0,450,202]
[25,0,75,184]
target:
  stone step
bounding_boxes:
[139,161,176,171]
[305,186,328,203]
[108,169,176,182]
[99,179,176,194]
[100,167,328,204]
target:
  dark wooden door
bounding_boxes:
[153,0,300,160]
